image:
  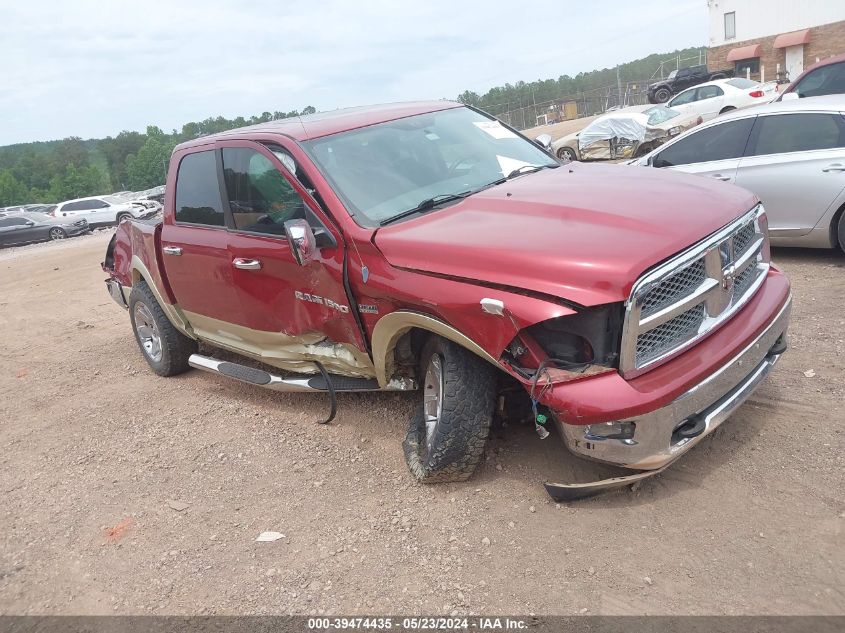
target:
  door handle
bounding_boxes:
[233,258,262,270]
[162,246,182,256]
[822,163,845,172]
[710,174,731,181]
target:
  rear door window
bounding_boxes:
[747,113,845,156]
[654,117,755,167]
[697,85,724,99]
[174,150,225,226]
[221,147,307,235]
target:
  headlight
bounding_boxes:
[668,126,682,136]
[505,303,623,380]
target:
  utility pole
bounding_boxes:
[616,65,623,108]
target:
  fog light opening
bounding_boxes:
[585,421,636,442]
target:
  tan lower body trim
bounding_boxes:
[183,310,376,378]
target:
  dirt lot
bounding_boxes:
[0,230,843,616]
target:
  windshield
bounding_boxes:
[643,106,681,125]
[667,70,677,80]
[302,107,557,226]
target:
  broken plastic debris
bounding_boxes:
[803,369,816,378]
[255,531,285,542]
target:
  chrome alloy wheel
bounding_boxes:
[49,228,66,240]
[423,353,444,451]
[133,302,162,362]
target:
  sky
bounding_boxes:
[0,0,707,146]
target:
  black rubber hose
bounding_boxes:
[314,361,337,424]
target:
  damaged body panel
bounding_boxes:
[102,100,791,499]
[551,105,702,161]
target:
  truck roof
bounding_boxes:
[175,100,462,150]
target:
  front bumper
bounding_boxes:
[555,294,791,470]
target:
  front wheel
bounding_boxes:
[403,336,495,483]
[116,213,132,224]
[129,281,197,376]
[837,212,845,254]
[557,146,577,162]
[653,87,672,103]
[49,227,67,241]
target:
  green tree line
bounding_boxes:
[457,47,706,114]
[0,107,316,207]
[0,46,705,207]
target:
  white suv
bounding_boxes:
[51,195,160,226]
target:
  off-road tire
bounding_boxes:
[557,146,577,162]
[653,87,672,103]
[129,280,197,377]
[403,336,495,483]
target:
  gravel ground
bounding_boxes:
[0,231,842,615]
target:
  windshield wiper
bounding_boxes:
[379,192,470,226]
[505,163,557,180]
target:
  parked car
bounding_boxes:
[0,212,90,247]
[630,95,845,250]
[777,53,845,101]
[51,195,158,226]
[551,105,702,161]
[648,64,735,104]
[667,78,777,121]
[102,101,791,500]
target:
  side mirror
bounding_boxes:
[534,133,552,150]
[25,220,35,226]
[781,92,800,101]
[283,218,317,266]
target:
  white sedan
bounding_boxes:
[665,78,777,122]
[50,195,160,226]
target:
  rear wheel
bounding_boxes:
[719,106,736,114]
[49,227,66,241]
[129,280,197,376]
[403,336,495,483]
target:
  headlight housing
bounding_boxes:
[504,303,623,381]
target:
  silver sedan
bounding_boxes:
[630,95,845,250]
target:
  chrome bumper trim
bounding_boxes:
[558,295,791,470]
[105,279,129,309]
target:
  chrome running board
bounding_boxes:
[188,354,415,392]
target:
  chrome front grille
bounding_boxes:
[620,205,769,378]
[639,259,707,318]
[636,303,706,366]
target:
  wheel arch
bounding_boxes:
[831,199,845,250]
[371,311,500,387]
[130,255,195,339]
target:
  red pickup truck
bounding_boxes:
[102,101,792,499]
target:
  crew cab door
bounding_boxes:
[217,140,370,374]
[159,148,244,339]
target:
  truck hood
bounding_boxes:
[373,163,758,307]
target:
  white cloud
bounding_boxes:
[0,0,706,144]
